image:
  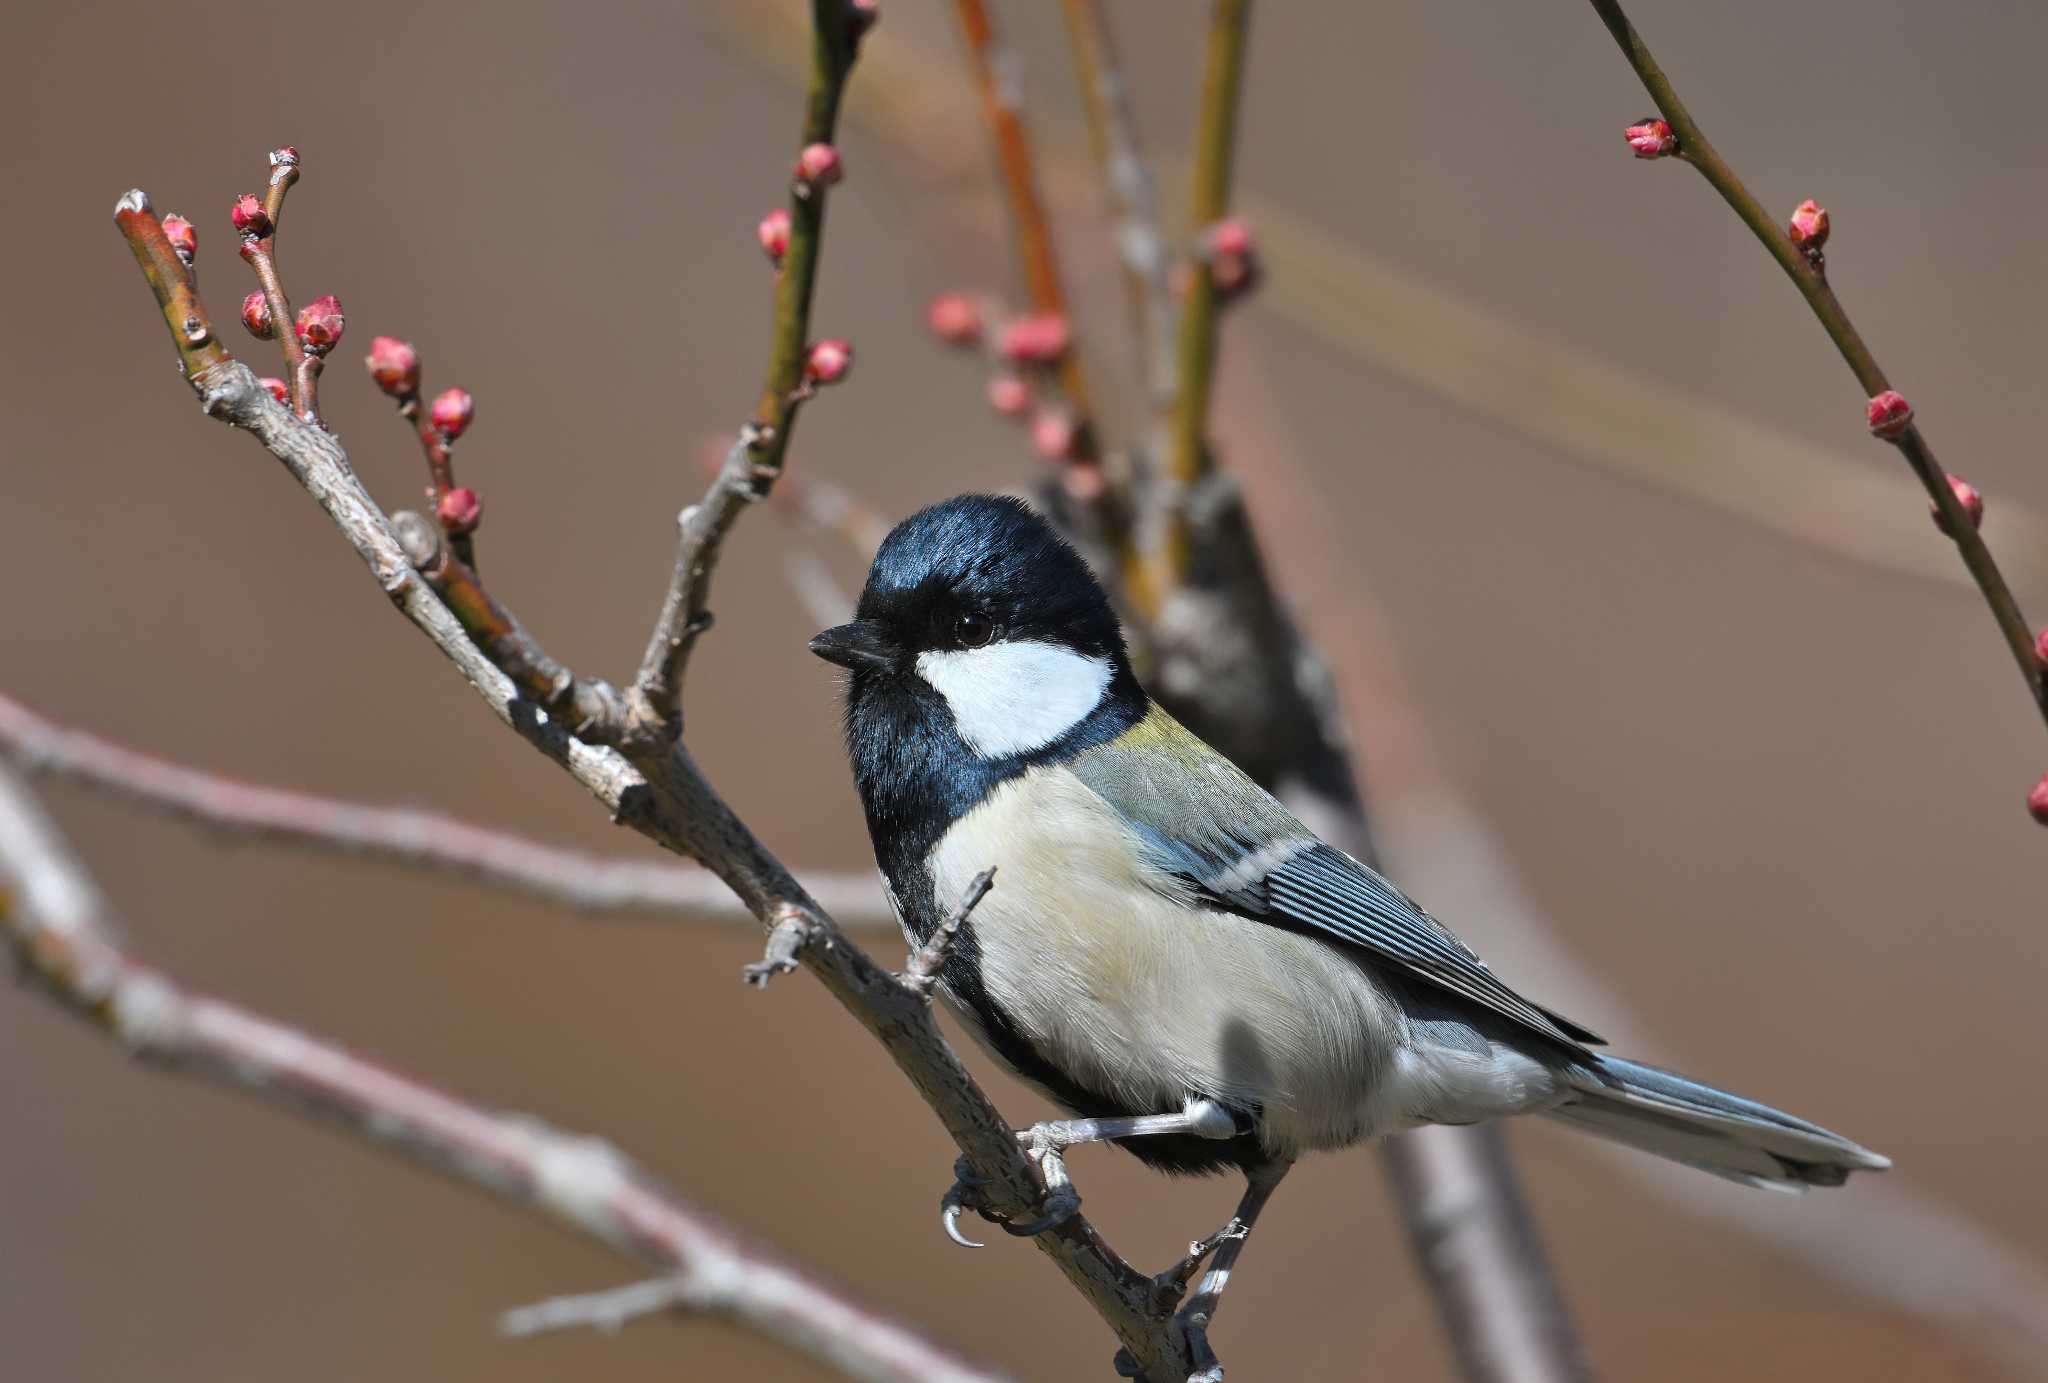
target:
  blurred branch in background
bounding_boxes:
[0,764,998,1383]
[1586,0,2048,818]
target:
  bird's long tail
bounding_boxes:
[1545,1055,1889,1190]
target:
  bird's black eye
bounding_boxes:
[954,611,996,648]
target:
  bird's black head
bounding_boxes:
[809,495,1145,848]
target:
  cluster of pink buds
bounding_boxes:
[1625,117,1677,159]
[1787,199,1830,260]
[230,193,272,238]
[999,313,1070,365]
[1206,218,1260,302]
[1929,473,1982,537]
[794,143,843,194]
[805,338,855,386]
[162,214,197,265]
[365,336,421,398]
[431,387,476,440]
[757,208,792,265]
[295,295,346,355]
[1866,389,1913,441]
[926,293,982,347]
[437,487,483,536]
[241,291,275,341]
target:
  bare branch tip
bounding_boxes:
[113,188,151,219]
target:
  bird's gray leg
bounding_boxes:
[939,1098,1238,1246]
[1177,1158,1292,1383]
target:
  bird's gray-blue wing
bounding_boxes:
[1067,710,1603,1049]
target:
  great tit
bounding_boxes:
[810,493,1886,1266]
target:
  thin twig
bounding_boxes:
[630,0,861,740]
[902,867,994,998]
[1151,0,1251,597]
[237,147,319,421]
[0,764,1003,1383]
[0,689,889,924]
[1586,0,2048,736]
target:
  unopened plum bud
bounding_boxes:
[847,0,880,42]
[999,313,1070,364]
[1208,218,1254,260]
[926,293,982,346]
[231,194,271,237]
[162,214,197,263]
[2030,774,2048,826]
[757,207,791,264]
[259,377,289,404]
[365,336,420,397]
[1866,390,1914,441]
[2036,626,2048,667]
[805,338,854,385]
[241,291,275,340]
[1625,117,1676,159]
[430,387,475,439]
[1031,409,1077,461]
[986,374,1030,417]
[294,294,345,354]
[795,143,843,190]
[1788,199,1830,255]
[437,486,482,536]
[1929,474,1982,536]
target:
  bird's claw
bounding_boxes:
[936,1149,1083,1248]
[940,1158,988,1248]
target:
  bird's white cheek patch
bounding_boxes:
[916,641,1113,758]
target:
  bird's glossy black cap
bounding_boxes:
[838,493,1126,665]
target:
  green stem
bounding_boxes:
[1587,0,2047,724]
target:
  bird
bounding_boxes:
[808,492,1887,1318]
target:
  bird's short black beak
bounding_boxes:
[808,620,900,674]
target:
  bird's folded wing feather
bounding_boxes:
[1068,710,1602,1049]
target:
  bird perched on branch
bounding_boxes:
[810,493,1885,1310]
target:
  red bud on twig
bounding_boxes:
[231,194,272,238]
[259,377,290,405]
[985,374,1030,417]
[757,208,792,265]
[437,487,482,536]
[1031,409,1077,461]
[1866,390,1914,441]
[999,313,1070,365]
[1205,218,1260,302]
[805,338,854,386]
[1624,117,1677,159]
[1788,199,1830,257]
[2029,774,2048,826]
[295,295,345,354]
[365,336,421,398]
[926,293,982,347]
[430,388,475,439]
[795,143,843,192]
[241,291,275,340]
[846,0,879,44]
[161,214,197,265]
[1930,474,1983,536]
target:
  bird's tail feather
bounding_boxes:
[1546,1055,1889,1190]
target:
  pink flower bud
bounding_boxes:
[1031,409,1077,461]
[365,336,421,398]
[1930,474,1982,536]
[2030,774,2048,826]
[259,377,289,405]
[795,143,843,189]
[926,293,982,346]
[294,294,345,354]
[1063,461,1107,504]
[1788,199,1830,254]
[999,313,1070,365]
[847,0,880,41]
[1625,117,1677,159]
[161,214,197,262]
[437,486,482,536]
[240,290,275,340]
[805,338,854,385]
[231,194,271,238]
[757,207,792,264]
[1208,218,1254,260]
[430,387,475,439]
[1208,222,1261,302]
[2036,627,2048,667]
[1866,390,1913,440]
[986,374,1030,417]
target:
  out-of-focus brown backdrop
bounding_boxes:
[4,1,2043,1378]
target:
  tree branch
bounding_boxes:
[0,763,1001,1383]
[1586,0,2048,773]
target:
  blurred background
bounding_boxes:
[4,1,2044,1378]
